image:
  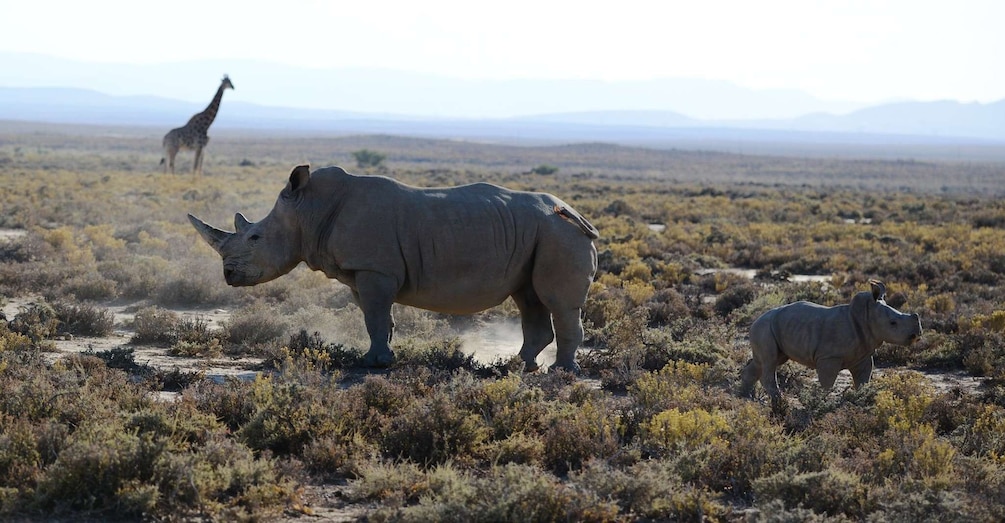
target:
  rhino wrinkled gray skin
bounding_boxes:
[189,165,599,372]
[740,280,922,403]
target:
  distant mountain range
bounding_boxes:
[0,86,1001,144]
[0,52,1002,155]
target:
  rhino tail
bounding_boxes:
[554,205,600,240]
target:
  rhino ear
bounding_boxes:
[234,213,252,234]
[850,290,871,322]
[289,165,311,192]
[188,214,231,255]
[869,279,887,301]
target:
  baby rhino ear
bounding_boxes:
[288,164,311,192]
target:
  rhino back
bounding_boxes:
[320,176,578,313]
[766,301,859,366]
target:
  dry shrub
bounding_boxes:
[542,399,622,475]
[183,378,258,432]
[454,374,547,440]
[130,306,179,344]
[356,462,620,522]
[8,302,60,342]
[481,431,545,466]
[170,316,226,358]
[264,329,361,371]
[753,467,871,518]
[238,372,344,455]
[572,460,728,520]
[52,300,114,336]
[225,301,288,349]
[958,405,1005,459]
[303,432,377,479]
[381,389,490,465]
[714,281,756,317]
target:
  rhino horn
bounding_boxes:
[235,213,252,233]
[869,279,887,301]
[188,214,232,254]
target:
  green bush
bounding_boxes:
[352,149,386,169]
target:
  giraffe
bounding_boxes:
[160,75,234,175]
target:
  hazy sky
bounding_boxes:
[1,0,1001,104]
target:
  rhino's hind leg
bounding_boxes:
[739,359,761,397]
[758,351,787,405]
[355,272,398,368]
[549,309,584,373]
[512,286,555,372]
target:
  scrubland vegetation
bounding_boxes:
[2,124,1005,521]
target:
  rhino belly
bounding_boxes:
[395,276,523,314]
[396,231,534,314]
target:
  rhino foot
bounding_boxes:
[362,349,395,368]
[549,361,581,375]
[523,361,541,373]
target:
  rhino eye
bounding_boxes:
[890,320,898,326]
[249,234,261,242]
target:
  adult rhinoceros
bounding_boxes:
[740,280,921,403]
[188,165,599,372]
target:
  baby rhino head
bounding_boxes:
[188,166,310,286]
[855,279,922,346]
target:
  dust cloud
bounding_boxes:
[459,320,557,368]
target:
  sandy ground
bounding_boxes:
[1,296,559,391]
[0,228,27,242]
[3,294,987,396]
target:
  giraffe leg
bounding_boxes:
[193,147,204,175]
[168,149,177,174]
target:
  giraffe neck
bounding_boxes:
[197,84,228,127]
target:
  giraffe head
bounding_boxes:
[221,75,235,90]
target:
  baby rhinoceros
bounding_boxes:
[740,280,921,403]
[188,165,599,372]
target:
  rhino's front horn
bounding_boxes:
[188,214,232,254]
[235,213,252,234]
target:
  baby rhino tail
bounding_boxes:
[554,205,600,240]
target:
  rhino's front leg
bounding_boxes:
[849,356,874,388]
[355,271,398,367]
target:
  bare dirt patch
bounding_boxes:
[0,228,27,242]
[3,297,255,388]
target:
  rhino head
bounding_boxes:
[188,165,310,286]
[852,279,922,346]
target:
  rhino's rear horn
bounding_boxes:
[235,213,252,233]
[188,214,232,254]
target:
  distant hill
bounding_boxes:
[2,85,1002,140]
[2,52,1002,150]
[783,100,1005,140]
[0,52,864,120]
[1,85,1004,164]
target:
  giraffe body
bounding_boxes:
[161,75,234,175]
